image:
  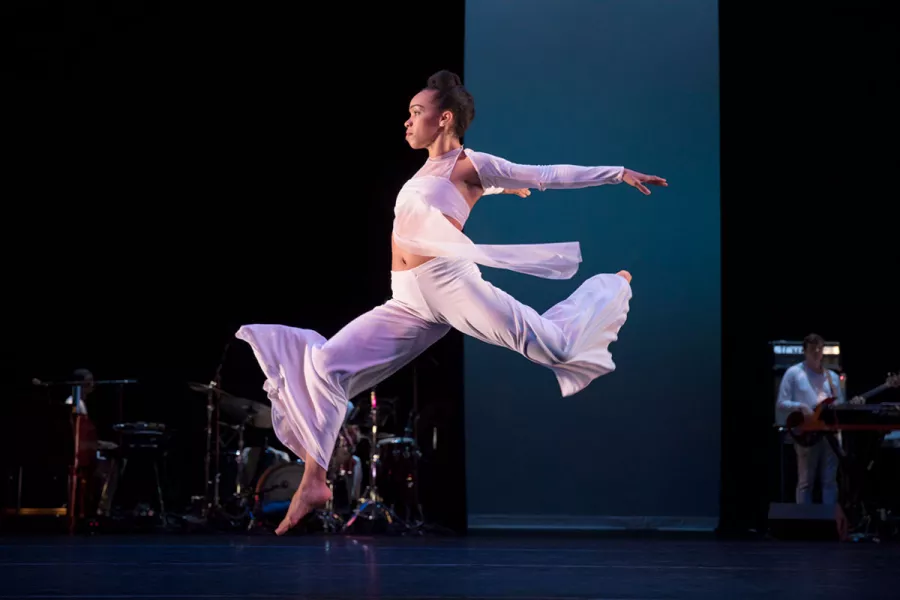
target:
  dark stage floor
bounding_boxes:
[1,533,899,599]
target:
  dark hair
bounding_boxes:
[803,333,825,350]
[425,70,474,139]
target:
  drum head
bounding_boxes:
[254,461,305,516]
[376,436,416,447]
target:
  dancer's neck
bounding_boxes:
[427,136,462,159]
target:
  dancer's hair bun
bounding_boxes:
[427,70,462,91]
[425,70,474,138]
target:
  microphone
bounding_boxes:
[32,378,48,386]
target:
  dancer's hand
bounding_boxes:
[623,169,667,195]
[502,188,532,198]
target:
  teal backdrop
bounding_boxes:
[463,0,720,530]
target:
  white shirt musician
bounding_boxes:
[776,334,845,505]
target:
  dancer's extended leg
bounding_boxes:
[237,295,449,534]
[417,259,632,397]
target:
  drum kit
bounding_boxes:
[188,381,426,535]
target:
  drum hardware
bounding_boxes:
[387,362,427,529]
[192,340,231,516]
[402,407,426,525]
[187,357,280,531]
[310,479,345,533]
[98,422,169,528]
[217,415,277,523]
[189,371,273,519]
[234,421,247,499]
[221,398,273,506]
[404,359,430,529]
[343,388,409,533]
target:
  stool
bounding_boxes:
[98,422,168,525]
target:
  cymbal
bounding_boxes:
[188,382,272,429]
[189,382,234,396]
[220,395,272,429]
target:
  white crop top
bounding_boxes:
[391,146,624,280]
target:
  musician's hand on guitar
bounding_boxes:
[886,372,899,388]
[850,395,865,405]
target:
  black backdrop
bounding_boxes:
[4,1,470,531]
[718,1,898,535]
[4,1,897,535]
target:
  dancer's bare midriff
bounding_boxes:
[390,213,464,271]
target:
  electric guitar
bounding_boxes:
[786,372,900,447]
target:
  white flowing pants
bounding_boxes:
[236,257,631,469]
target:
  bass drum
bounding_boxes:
[252,461,305,523]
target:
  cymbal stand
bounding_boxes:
[235,418,247,498]
[408,362,425,525]
[343,389,407,533]
[201,384,217,516]
[403,408,425,527]
[404,356,454,536]
[308,482,344,533]
[202,342,230,518]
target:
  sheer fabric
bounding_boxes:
[391,146,624,279]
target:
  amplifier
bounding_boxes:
[769,339,842,372]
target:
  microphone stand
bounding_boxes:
[68,381,84,535]
[31,377,137,534]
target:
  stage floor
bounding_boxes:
[2,534,898,599]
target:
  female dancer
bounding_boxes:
[237,71,667,534]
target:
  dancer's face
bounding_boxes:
[404,89,452,149]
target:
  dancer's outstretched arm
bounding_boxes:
[467,149,666,196]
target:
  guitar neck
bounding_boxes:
[823,382,894,409]
[862,383,891,401]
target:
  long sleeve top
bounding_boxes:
[391,146,624,280]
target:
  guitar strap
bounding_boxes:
[823,368,847,454]
[827,369,838,402]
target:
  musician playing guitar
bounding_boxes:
[775,334,863,505]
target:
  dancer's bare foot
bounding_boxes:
[275,480,332,535]
[616,270,632,283]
